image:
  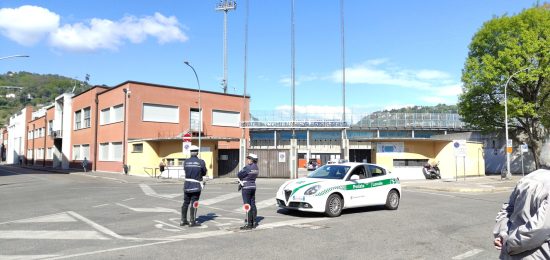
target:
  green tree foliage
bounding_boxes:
[0,71,91,125]
[458,5,550,168]
[353,104,459,127]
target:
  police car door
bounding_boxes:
[366,165,389,205]
[345,165,369,208]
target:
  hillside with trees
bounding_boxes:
[0,71,91,126]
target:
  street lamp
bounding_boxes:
[184,61,202,156]
[504,66,531,179]
[0,55,29,61]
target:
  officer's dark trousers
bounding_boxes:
[181,191,201,221]
[242,188,257,222]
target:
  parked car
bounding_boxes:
[277,162,401,217]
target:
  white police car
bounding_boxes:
[276,163,401,217]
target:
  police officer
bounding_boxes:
[180,145,207,227]
[238,153,259,230]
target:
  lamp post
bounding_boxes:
[0,55,29,61]
[184,61,201,156]
[504,66,531,179]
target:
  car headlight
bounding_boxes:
[304,185,321,195]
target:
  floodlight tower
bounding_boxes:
[216,0,237,94]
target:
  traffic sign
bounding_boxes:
[182,141,192,153]
[521,143,529,153]
[183,132,192,142]
[453,140,467,157]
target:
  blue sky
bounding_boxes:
[0,0,540,119]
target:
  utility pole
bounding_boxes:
[216,0,237,94]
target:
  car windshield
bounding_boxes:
[308,165,350,179]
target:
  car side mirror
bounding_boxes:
[350,175,360,181]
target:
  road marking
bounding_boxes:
[92,204,109,208]
[201,193,241,206]
[452,249,483,259]
[139,184,182,199]
[232,197,276,213]
[11,212,77,223]
[405,190,457,197]
[154,220,185,232]
[122,198,135,201]
[66,211,125,239]
[116,203,179,214]
[0,255,60,260]
[47,217,329,260]
[0,230,110,240]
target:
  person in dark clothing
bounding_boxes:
[180,145,207,227]
[238,153,259,230]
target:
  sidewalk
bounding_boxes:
[400,175,522,193]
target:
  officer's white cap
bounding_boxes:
[190,145,199,151]
[246,153,258,160]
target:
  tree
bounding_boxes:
[458,5,550,169]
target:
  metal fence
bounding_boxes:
[245,111,466,129]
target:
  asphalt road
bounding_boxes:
[0,165,510,259]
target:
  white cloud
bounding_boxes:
[0,5,60,46]
[50,12,188,51]
[332,64,432,89]
[416,70,450,80]
[279,74,319,87]
[0,5,187,52]
[435,84,463,97]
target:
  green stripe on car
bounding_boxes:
[291,181,320,196]
[316,178,398,196]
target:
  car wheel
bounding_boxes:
[385,190,400,210]
[325,194,343,217]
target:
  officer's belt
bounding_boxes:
[185,178,204,189]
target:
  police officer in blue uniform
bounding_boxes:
[238,153,259,230]
[180,145,207,227]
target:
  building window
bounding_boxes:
[99,142,122,162]
[100,104,123,125]
[73,145,80,160]
[166,158,175,166]
[112,142,122,161]
[190,108,200,131]
[143,103,179,123]
[98,142,122,161]
[48,120,53,136]
[113,105,123,122]
[132,143,143,153]
[84,108,91,128]
[75,110,82,129]
[393,159,428,167]
[212,110,240,127]
[47,147,52,160]
[100,108,110,125]
[99,143,109,161]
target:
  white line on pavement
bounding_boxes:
[67,211,125,239]
[122,198,135,201]
[140,184,182,199]
[12,212,77,223]
[232,197,276,213]
[47,216,330,259]
[0,212,76,225]
[92,204,109,208]
[0,230,110,240]
[452,249,483,259]
[0,255,60,260]
[116,203,179,214]
[201,192,242,206]
[405,190,457,198]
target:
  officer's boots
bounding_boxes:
[252,208,258,228]
[240,210,254,230]
[189,207,201,227]
[180,207,189,226]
